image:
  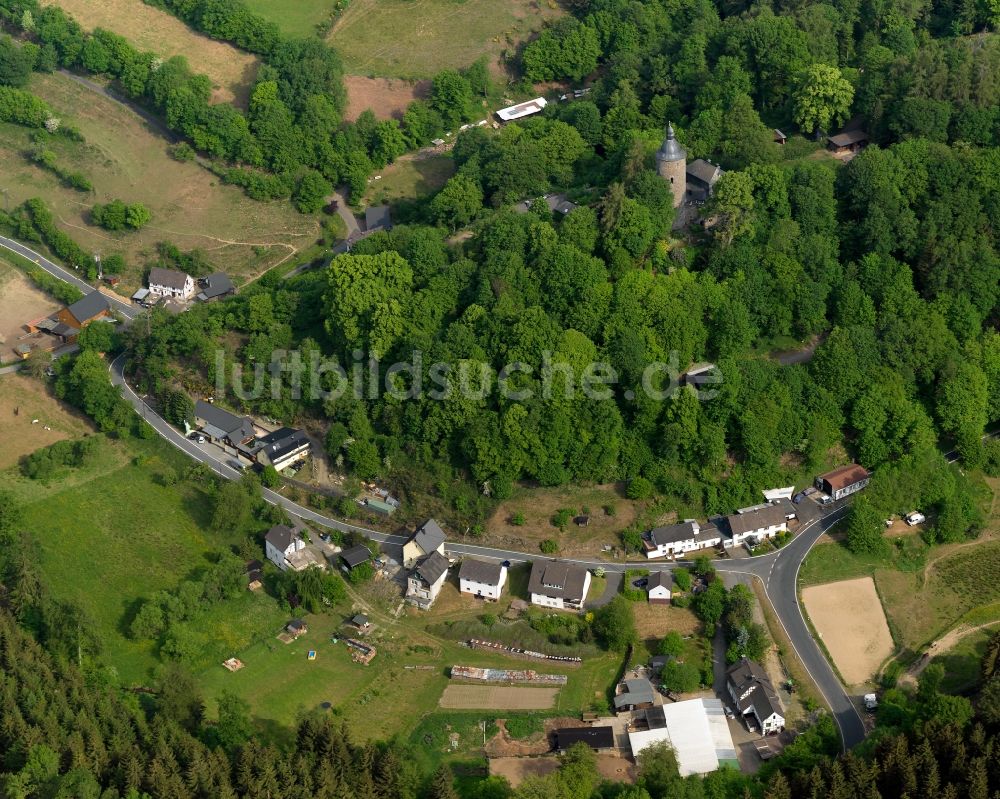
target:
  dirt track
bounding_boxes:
[802,577,894,685]
[439,684,558,709]
[899,620,1000,688]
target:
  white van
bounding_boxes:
[905,512,925,526]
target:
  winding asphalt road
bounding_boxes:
[1,229,869,751]
[0,235,138,321]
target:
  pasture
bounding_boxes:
[364,151,455,204]
[328,0,563,79]
[1,72,319,291]
[243,0,343,39]
[343,75,430,122]
[0,260,61,364]
[801,577,894,685]
[439,684,559,709]
[0,374,93,469]
[40,0,258,106]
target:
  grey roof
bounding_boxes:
[66,291,111,325]
[727,504,787,536]
[148,267,190,290]
[414,551,449,585]
[365,205,391,231]
[828,129,869,147]
[265,524,299,552]
[656,123,686,163]
[686,159,722,187]
[647,571,671,592]
[460,558,504,586]
[287,618,306,631]
[613,677,655,709]
[410,519,446,556]
[257,427,309,462]
[340,545,372,568]
[727,659,782,722]
[198,272,234,299]
[650,521,698,546]
[528,560,589,601]
[194,400,254,441]
[352,614,369,626]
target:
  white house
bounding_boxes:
[264,524,305,571]
[147,267,195,300]
[254,427,310,472]
[726,503,791,547]
[816,463,870,500]
[528,560,591,610]
[459,558,507,601]
[644,520,722,558]
[406,551,449,609]
[402,518,446,569]
[726,659,784,734]
[647,571,672,604]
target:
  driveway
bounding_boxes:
[587,571,623,609]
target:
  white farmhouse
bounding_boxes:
[528,560,591,610]
[644,520,722,559]
[264,524,305,571]
[726,659,785,735]
[726,503,792,547]
[406,551,449,610]
[147,267,195,300]
[459,559,507,601]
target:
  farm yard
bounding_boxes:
[0,261,61,365]
[0,374,93,469]
[328,0,564,79]
[439,685,559,709]
[343,75,430,122]
[0,72,319,291]
[39,0,258,106]
[801,577,895,685]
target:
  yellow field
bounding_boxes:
[802,577,894,685]
[41,0,258,106]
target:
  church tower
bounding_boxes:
[656,123,686,208]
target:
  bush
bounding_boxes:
[169,141,196,162]
[92,199,151,231]
[661,660,701,694]
[627,477,654,500]
[673,568,692,592]
[539,539,559,554]
[511,511,525,526]
[260,465,281,487]
[551,508,573,529]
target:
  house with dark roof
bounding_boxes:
[815,464,870,500]
[254,427,310,472]
[647,571,672,604]
[195,272,234,302]
[147,267,194,300]
[459,558,507,601]
[613,677,656,712]
[554,726,615,752]
[827,129,869,155]
[726,503,793,547]
[339,545,372,573]
[33,291,114,344]
[365,205,392,233]
[686,159,723,202]
[406,550,449,609]
[726,659,784,734]
[264,524,306,571]
[194,400,255,448]
[402,518,446,568]
[528,560,591,610]
[644,520,722,559]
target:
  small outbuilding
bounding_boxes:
[827,129,869,155]
[647,571,672,604]
[286,618,308,638]
[554,726,615,753]
[339,545,373,573]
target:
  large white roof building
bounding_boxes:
[627,698,738,776]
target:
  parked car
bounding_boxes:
[905,511,926,526]
[632,577,649,589]
[228,459,246,471]
[818,493,832,505]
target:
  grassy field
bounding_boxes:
[41,0,258,105]
[243,0,340,38]
[328,0,563,79]
[800,485,1000,682]
[364,152,455,205]
[9,432,255,682]
[1,72,319,291]
[0,374,94,468]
